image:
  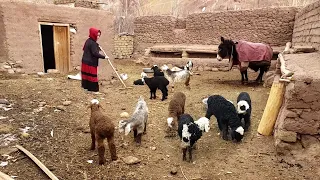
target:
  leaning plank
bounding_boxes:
[15,145,59,180]
[0,171,14,180]
[257,82,285,136]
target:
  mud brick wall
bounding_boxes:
[274,53,320,154]
[292,1,320,50]
[113,35,134,59]
[0,1,114,75]
[134,7,298,54]
[54,0,75,4]
[75,0,99,9]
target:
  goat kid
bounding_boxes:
[89,99,117,164]
[118,96,148,145]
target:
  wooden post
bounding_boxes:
[257,81,285,136]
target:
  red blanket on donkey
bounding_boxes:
[233,40,273,66]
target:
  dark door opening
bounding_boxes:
[41,25,55,73]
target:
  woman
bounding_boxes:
[81,27,108,93]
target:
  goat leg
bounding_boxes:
[135,133,142,146]
[107,136,118,161]
[134,129,137,139]
[188,146,193,162]
[149,91,153,99]
[143,123,147,134]
[182,148,187,161]
[97,137,106,165]
[222,125,229,141]
[90,129,96,150]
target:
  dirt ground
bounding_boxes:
[0,60,317,180]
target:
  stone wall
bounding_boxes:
[134,7,298,54]
[113,35,134,59]
[292,1,320,50]
[274,52,320,154]
[0,1,114,77]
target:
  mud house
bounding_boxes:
[0,1,114,74]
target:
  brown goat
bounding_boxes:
[89,99,117,165]
[166,92,186,136]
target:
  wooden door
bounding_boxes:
[53,26,70,73]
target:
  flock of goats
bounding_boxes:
[88,60,252,165]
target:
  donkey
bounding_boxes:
[217,37,273,84]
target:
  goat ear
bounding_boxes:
[124,124,131,136]
[221,36,225,43]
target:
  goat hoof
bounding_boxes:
[112,157,118,161]
[99,159,106,165]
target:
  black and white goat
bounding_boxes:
[161,64,191,92]
[178,114,210,162]
[237,92,251,132]
[118,96,148,145]
[151,65,164,76]
[133,72,147,85]
[141,72,169,101]
[205,95,244,142]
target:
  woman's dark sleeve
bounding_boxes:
[90,42,105,59]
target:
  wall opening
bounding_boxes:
[39,22,70,74]
[41,25,55,73]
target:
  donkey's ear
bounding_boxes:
[221,37,225,43]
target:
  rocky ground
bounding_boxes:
[0,60,318,180]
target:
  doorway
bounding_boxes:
[39,23,70,73]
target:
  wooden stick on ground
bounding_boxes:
[0,171,15,180]
[99,46,128,88]
[180,166,189,180]
[15,145,59,180]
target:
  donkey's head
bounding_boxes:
[217,37,236,61]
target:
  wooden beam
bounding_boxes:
[0,171,14,180]
[257,81,285,136]
[16,145,59,180]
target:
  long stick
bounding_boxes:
[180,166,189,180]
[15,145,59,180]
[99,46,127,88]
[0,171,14,180]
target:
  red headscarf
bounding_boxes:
[83,27,101,50]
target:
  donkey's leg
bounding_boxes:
[244,69,249,82]
[256,68,265,83]
[240,71,245,84]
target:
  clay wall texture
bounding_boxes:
[0,1,114,74]
[292,1,320,50]
[134,7,298,53]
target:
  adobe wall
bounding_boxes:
[274,53,320,155]
[292,1,320,50]
[0,7,8,62]
[0,1,114,75]
[134,7,298,54]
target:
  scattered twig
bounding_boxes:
[180,165,189,180]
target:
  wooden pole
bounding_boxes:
[257,81,285,136]
[99,46,128,88]
[0,171,14,180]
[16,145,59,180]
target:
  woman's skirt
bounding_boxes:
[81,63,99,92]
